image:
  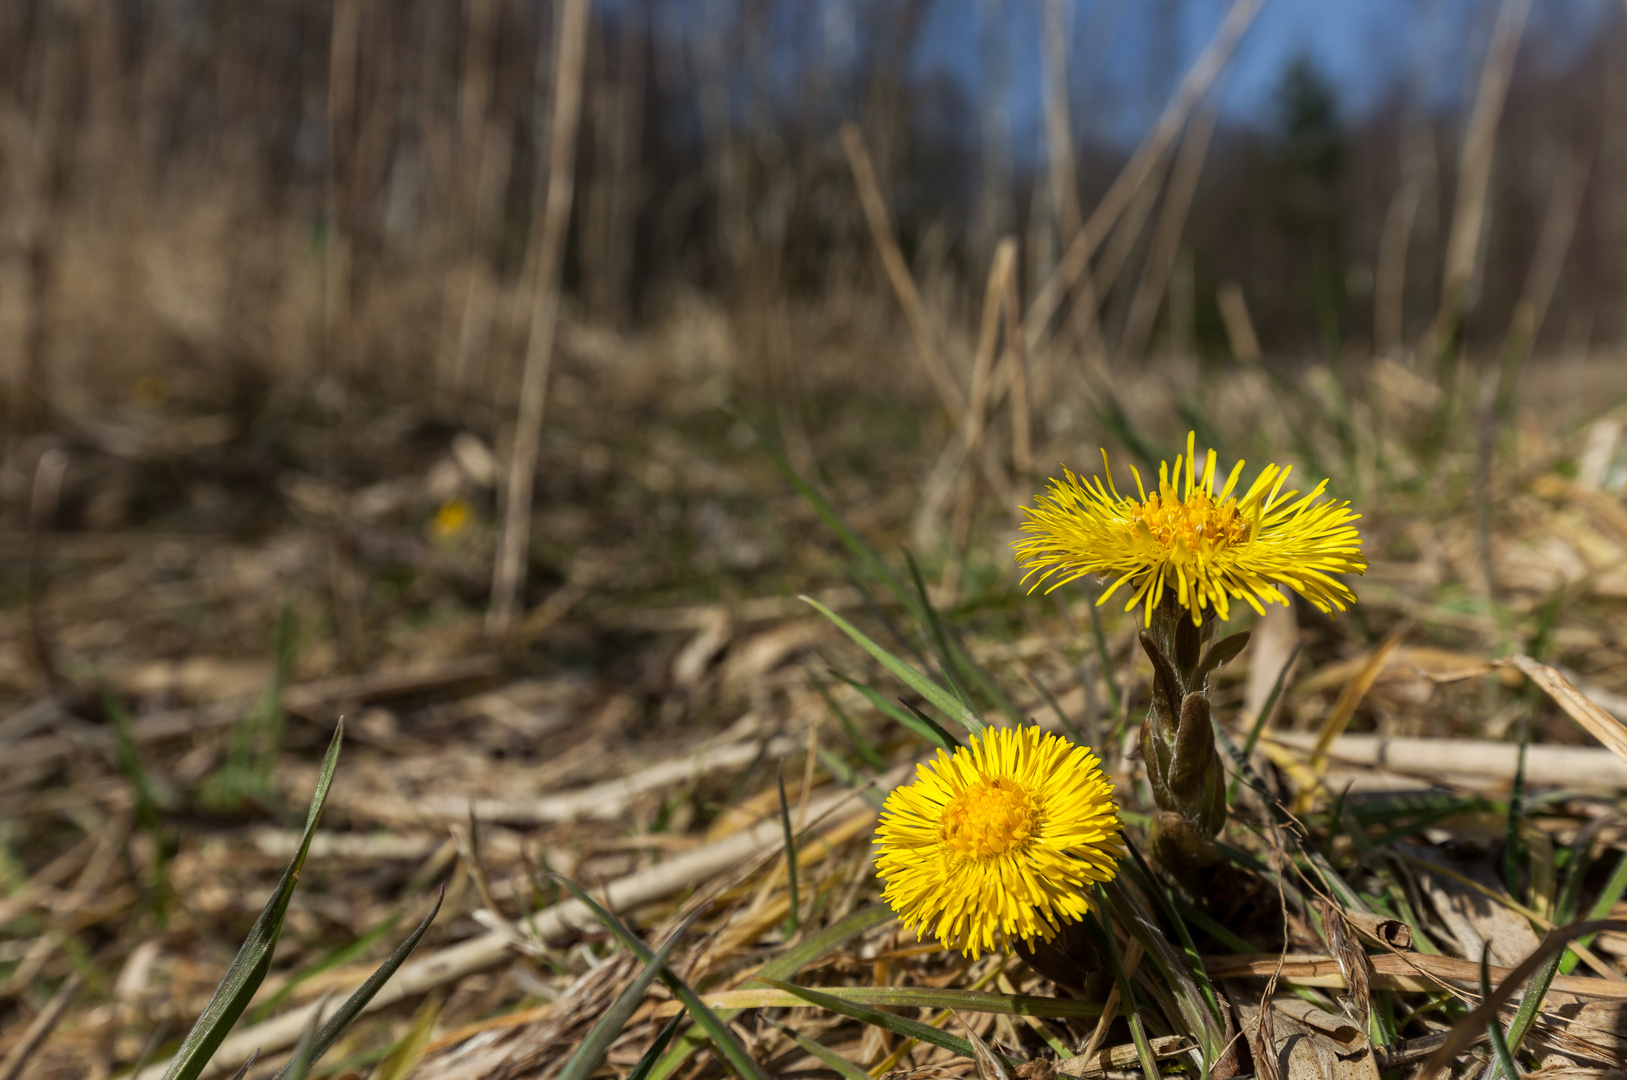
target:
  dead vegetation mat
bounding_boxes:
[8,358,1627,1080]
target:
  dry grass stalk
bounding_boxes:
[1119,98,1222,362]
[840,121,966,422]
[948,238,1019,572]
[1266,731,1627,789]
[1317,897,1373,1026]
[1211,950,1627,997]
[1302,620,1411,798]
[1041,0,1082,257]
[1374,120,1434,359]
[1496,148,1592,417]
[489,0,592,636]
[1021,0,1263,351]
[1002,243,1032,478]
[1431,0,1532,347]
[1509,654,1627,768]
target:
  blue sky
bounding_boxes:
[908,0,1618,152]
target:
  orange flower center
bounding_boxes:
[941,778,1037,859]
[1130,491,1250,552]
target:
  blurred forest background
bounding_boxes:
[11,2,1627,1077]
[1,0,1621,566]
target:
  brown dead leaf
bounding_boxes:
[1352,912,1413,952]
[1233,994,1380,1080]
[1402,843,1544,971]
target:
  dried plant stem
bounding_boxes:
[1373,120,1433,359]
[443,0,504,406]
[1495,148,1590,421]
[489,0,591,636]
[1216,281,1263,364]
[840,122,965,421]
[1119,98,1221,361]
[323,0,360,357]
[1003,245,1031,476]
[1428,0,1531,362]
[948,238,1018,567]
[1022,0,1263,353]
[1041,0,1081,253]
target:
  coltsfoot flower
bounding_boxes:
[1015,431,1366,625]
[875,725,1123,957]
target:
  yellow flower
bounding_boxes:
[1014,432,1365,626]
[431,497,472,540]
[875,725,1123,958]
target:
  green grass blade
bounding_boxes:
[646,903,894,1080]
[1122,841,1224,1028]
[755,978,1020,1069]
[704,985,1101,1017]
[1211,721,1371,912]
[1085,596,1121,722]
[768,1020,870,1080]
[903,551,976,712]
[1502,945,1562,1061]
[815,747,887,809]
[762,903,894,981]
[103,690,169,893]
[1163,888,1253,955]
[267,885,443,1080]
[626,1015,683,1080]
[160,722,344,1080]
[1560,848,1627,976]
[1101,879,1224,1068]
[901,552,1024,725]
[276,989,328,1080]
[370,995,440,1080]
[802,595,984,736]
[828,669,959,752]
[1228,641,1301,804]
[807,669,885,769]
[897,697,964,752]
[1365,799,1490,851]
[558,910,702,1080]
[225,1049,259,1080]
[736,411,915,612]
[250,906,404,1023]
[1483,947,1524,1080]
[552,876,771,1080]
[1087,898,1164,1080]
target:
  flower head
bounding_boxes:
[1014,432,1365,625]
[875,725,1123,957]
